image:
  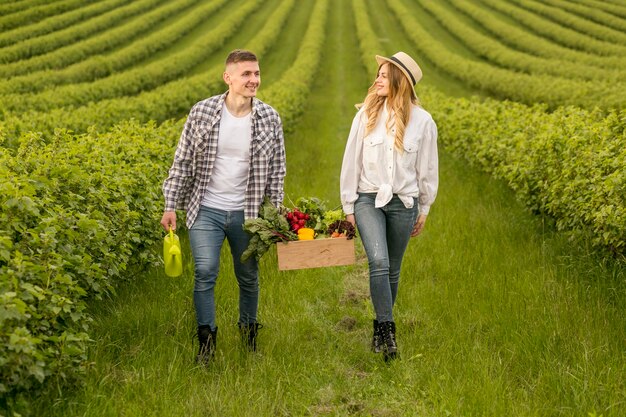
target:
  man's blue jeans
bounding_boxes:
[354,193,418,323]
[188,206,259,331]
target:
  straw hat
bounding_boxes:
[375,52,422,98]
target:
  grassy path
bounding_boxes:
[31,1,626,416]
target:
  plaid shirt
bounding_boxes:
[163,92,286,228]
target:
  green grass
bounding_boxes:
[33,149,626,416]
[18,0,626,416]
[248,0,316,87]
[283,0,368,204]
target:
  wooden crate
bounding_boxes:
[276,237,356,271]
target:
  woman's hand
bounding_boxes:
[346,214,356,226]
[411,214,427,237]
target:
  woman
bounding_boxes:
[340,52,438,361]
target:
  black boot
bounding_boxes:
[372,319,383,353]
[197,325,217,364]
[239,322,263,352]
[379,321,398,361]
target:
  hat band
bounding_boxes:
[389,56,416,86]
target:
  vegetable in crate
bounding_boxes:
[322,208,344,230]
[326,220,356,239]
[294,196,327,233]
[242,197,297,262]
[285,208,310,232]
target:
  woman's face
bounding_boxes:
[375,63,390,97]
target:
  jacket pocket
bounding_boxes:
[193,123,213,154]
[253,137,274,158]
[363,135,384,166]
[401,136,420,168]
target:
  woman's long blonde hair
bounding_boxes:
[362,63,418,152]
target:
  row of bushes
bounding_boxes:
[387,0,626,110]
[0,0,260,114]
[352,0,380,78]
[0,0,166,65]
[0,0,49,18]
[0,0,296,145]
[422,0,626,83]
[539,0,626,32]
[354,0,625,256]
[591,0,626,18]
[448,0,626,71]
[258,0,329,130]
[0,120,181,397]
[0,0,127,48]
[0,0,198,80]
[480,0,626,56]
[0,0,85,32]
[509,0,626,43]
[0,0,320,398]
[431,93,625,256]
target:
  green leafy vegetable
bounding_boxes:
[241,197,297,262]
[294,196,327,233]
[322,208,344,230]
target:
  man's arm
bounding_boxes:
[161,115,195,230]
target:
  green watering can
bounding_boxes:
[163,226,183,277]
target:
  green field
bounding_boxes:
[1,0,625,415]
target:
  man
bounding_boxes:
[161,49,286,364]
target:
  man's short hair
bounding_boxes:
[225,49,258,66]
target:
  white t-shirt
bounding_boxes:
[201,103,252,210]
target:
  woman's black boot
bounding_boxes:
[372,320,383,353]
[239,322,263,352]
[380,321,398,362]
[197,325,217,364]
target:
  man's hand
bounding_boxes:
[346,214,356,226]
[411,214,427,237]
[161,211,177,232]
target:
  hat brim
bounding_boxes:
[375,55,418,99]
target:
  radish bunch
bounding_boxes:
[285,209,310,232]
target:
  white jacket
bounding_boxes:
[340,104,438,215]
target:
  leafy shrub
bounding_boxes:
[427,90,626,256]
[0,120,181,397]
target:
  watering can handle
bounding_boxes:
[169,225,174,240]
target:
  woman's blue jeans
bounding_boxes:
[354,193,418,322]
[188,206,259,331]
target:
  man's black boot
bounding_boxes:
[197,325,217,364]
[239,322,263,352]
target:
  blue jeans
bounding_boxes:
[188,206,259,331]
[354,193,418,322]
